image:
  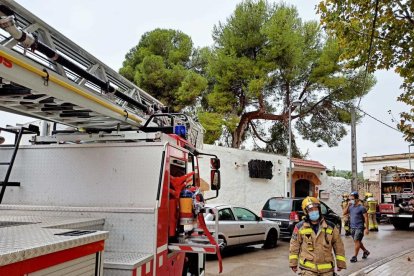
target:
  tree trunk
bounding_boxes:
[230,111,285,148]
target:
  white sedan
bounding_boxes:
[204,204,280,251]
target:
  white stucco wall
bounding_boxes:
[199,145,351,217]
[199,145,288,214]
[362,159,412,181]
[319,176,351,216]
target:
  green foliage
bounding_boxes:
[318,0,414,141]
[201,0,375,149]
[197,112,224,144]
[327,170,364,181]
[119,28,207,112]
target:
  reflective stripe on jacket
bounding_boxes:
[289,218,347,272]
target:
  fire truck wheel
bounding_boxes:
[264,229,278,249]
[391,219,411,230]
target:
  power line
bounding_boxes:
[330,102,402,133]
[356,106,403,134]
[357,0,380,107]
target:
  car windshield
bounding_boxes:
[293,200,303,212]
[265,199,292,211]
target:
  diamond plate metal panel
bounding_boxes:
[0,223,108,266]
[0,144,164,208]
[0,208,155,254]
[104,269,135,276]
[104,252,152,269]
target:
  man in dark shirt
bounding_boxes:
[344,191,370,263]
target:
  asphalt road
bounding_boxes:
[206,224,414,276]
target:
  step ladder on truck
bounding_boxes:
[0,1,223,275]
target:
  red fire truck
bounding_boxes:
[0,1,222,275]
[378,166,414,230]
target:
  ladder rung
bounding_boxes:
[0,162,11,165]
[0,145,17,148]
[0,182,20,187]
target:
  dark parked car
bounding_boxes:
[261,197,342,238]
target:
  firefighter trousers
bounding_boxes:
[368,213,378,230]
[300,270,336,276]
[342,216,351,235]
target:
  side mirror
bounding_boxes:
[211,170,221,190]
[210,158,220,170]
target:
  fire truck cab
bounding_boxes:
[0,0,223,275]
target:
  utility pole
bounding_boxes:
[351,107,358,191]
[287,100,302,198]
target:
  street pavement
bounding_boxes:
[206,223,414,276]
[349,248,414,275]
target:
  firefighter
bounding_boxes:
[289,197,346,275]
[365,192,378,231]
[341,193,351,236]
[363,192,369,208]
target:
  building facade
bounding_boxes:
[199,145,350,215]
[362,153,413,181]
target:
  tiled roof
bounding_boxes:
[292,158,326,170]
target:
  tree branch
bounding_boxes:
[395,0,414,25]
[250,121,273,143]
[298,80,311,100]
[291,91,334,119]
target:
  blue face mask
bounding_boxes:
[309,210,320,221]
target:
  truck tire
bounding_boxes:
[391,218,411,230]
[264,229,278,249]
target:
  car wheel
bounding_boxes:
[264,229,278,249]
[219,235,227,252]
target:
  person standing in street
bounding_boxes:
[289,197,346,275]
[341,193,351,236]
[344,191,370,263]
[365,192,379,231]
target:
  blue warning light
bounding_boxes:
[174,125,187,138]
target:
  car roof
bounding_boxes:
[205,203,231,209]
[267,197,305,201]
[205,203,255,210]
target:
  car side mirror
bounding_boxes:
[211,170,221,190]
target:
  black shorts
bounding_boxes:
[351,228,364,241]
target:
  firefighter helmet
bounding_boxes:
[342,193,349,198]
[302,197,320,214]
[365,192,373,198]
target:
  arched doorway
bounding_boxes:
[292,171,320,198]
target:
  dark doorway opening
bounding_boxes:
[295,179,311,197]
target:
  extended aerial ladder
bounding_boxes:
[0,0,203,146]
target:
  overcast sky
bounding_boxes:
[1,0,410,170]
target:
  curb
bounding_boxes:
[348,248,414,275]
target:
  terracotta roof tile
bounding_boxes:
[292,158,326,170]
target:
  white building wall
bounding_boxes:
[362,159,412,181]
[199,145,287,214]
[319,176,351,216]
[199,145,351,216]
